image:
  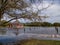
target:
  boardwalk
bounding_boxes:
[0,27,60,45]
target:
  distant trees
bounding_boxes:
[1,20,60,27]
[24,22,41,26]
[0,20,10,27]
[24,22,52,27]
[24,22,60,27]
[53,22,60,27]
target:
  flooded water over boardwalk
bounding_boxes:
[6,27,60,35]
[0,27,60,37]
[0,27,60,44]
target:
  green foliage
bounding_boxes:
[53,22,60,27]
[0,20,10,27]
[41,22,53,27]
[24,22,53,27]
[16,39,60,45]
[24,22,60,27]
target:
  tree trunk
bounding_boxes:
[0,12,2,25]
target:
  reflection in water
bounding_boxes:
[13,28,20,36]
[0,27,60,45]
[0,28,7,35]
[0,30,6,35]
[0,27,60,36]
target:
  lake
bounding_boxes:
[6,27,60,35]
[0,27,60,45]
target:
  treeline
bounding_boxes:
[24,22,60,27]
[0,20,10,28]
[1,20,60,27]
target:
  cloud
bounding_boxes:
[44,4,60,23]
[28,0,60,23]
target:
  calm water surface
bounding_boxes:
[0,27,60,43]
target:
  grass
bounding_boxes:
[16,39,60,45]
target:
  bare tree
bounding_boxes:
[0,0,54,26]
[0,0,28,25]
[0,0,8,21]
[28,0,54,22]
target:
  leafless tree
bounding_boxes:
[0,0,54,25]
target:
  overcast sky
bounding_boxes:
[30,0,60,23]
[23,0,60,23]
[42,0,60,23]
[3,0,60,23]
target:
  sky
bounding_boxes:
[42,0,60,23]
[3,0,60,23]
[29,0,60,23]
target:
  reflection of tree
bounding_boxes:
[55,27,58,34]
[13,28,19,36]
[0,30,6,35]
[12,18,23,36]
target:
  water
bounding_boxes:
[0,27,60,44]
